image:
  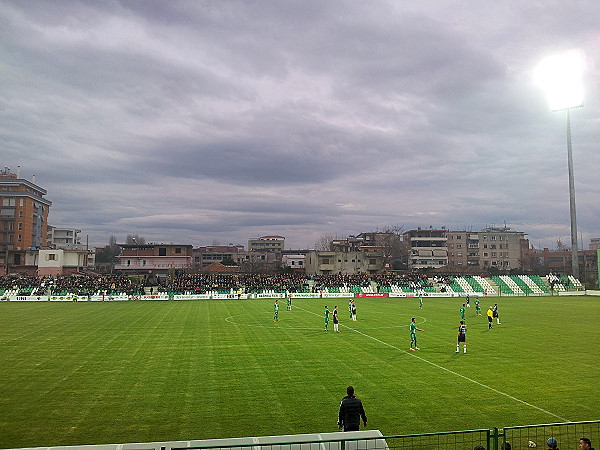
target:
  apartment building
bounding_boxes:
[0,169,52,252]
[114,243,193,275]
[304,250,384,275]
[1,169,52,273]
[47,226,81,248]
[403,228,448,271]
[248,235,285,252]
[447,227,527,271]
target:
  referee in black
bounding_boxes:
[338,386,367,431]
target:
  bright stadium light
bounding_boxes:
[535,50,585,111]
[536,50,586,279]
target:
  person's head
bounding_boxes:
[412,318,416,323]
[547,437,558,448]
[502,442,511,450]
[473,446,486,450]
[346,386,354,397]
[334,305,337,309]
[460,320,464,325]
[580,438,592,449]
[463,303,466,307]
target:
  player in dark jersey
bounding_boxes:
[456,320,467,353]
[493,303,500,324]
[333,306,340,332]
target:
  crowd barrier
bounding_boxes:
[7,421,600,450]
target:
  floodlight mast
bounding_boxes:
[536,51,584,280]
[565,107,579,279]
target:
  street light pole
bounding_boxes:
[566,109,579,279]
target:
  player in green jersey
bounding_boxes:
[460,304,466,323]
[474,298,481,315]
[324,306,330,331]
[273,300,279,321]
[286,296,292,311]
[409,317,424,351]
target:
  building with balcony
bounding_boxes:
[447,227,528,272]
[114,243,193,276]
[248,235,285,252]
[403,228,448,271]
[193,245,244,268]
[47,226,81,248]
[1,169,52,273]
[305,250,384,275]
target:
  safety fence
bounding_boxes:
[4,421,599,450]
[166,421,599,450]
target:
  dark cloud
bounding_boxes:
[1,0,598,249]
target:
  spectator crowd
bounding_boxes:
[0,272,435,296]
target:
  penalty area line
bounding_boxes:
[294,305,569,422]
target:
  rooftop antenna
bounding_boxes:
[17,166,21,178]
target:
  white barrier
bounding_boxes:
[4,430,387,450]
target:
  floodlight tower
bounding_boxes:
[536,50,585,279]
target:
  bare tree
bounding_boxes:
[376,225,408,270]
[126,234,146,245]
[556,238,568,252]
[314,233,340,251]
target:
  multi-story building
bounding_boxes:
[525,247,598,280]
[248,235,285,252]
[193,245,244,268]
[332,231,405,270]
[47,225,81,248]
[1,168,52,273]
[446,227,528,272]
[403,228,448,271]
[0,169,52,251]
[281,249,309,272]
[114,243,193,276]
[304,250,384,275]
[590,238,600,251]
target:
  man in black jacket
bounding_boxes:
[338,386,367,431]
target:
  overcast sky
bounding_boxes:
[2,1,599,250]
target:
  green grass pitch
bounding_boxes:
[0,296,598,448]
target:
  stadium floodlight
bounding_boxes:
[536,50,585,279]
[535,50,584,111]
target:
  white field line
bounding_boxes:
[294,305,569,422]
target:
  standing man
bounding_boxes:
[418,292,423,309]
[456,320,467,353]
[348,300,353,319]
[286,295,292,311]
[493,303,501,324]
[324,305,330,331]
[487,306,493,329]
[460,303,466,323]
[579,438,594,450]
[475,297,482,316]
[273,300,279,322]
[333,306,340,332]
[337,386,367,431]
[466,295,470,307]
[409,317,424,351]
[351,300,357,321]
